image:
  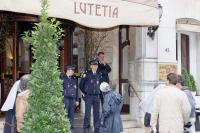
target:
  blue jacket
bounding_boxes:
[182,87,196,118]
[99,90,123,133]
[79,71,101,95]
[61,75,78,101]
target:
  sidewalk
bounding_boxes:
[0,114,145,133]
[0,117,4,133]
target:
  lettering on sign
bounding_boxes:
[159,64,177,81]
[74,2,118,18]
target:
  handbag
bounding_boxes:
[144,112,151,127]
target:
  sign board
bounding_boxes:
[159,64,178,81]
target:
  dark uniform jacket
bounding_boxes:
[79,71,102,95]
[62,75,78,101]
[97,62,111,83]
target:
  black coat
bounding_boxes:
[97,63,111,83]
[79,71,102,95]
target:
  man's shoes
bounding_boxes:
[83,128,90,133]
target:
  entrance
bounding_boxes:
[181,34,190,72]
[0,13,75,106]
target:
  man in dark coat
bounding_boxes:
[61,64,79,129]
[97,52,111,83]
[79,59,102,133]
[99,82,123,133]
[97,52,111,105]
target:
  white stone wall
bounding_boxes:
[158,0,200,86]
[158,0,200,63]
[129,27,159,125]
[129,0,200,126]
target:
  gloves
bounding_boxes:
[100,117,104,125]
[100,120,104,125]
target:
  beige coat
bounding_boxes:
[16,90,29,132]
[151,85,191,133]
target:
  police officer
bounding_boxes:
[80,59,101,133]
[61,64,79,129]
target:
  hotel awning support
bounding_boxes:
[147,4,163,40]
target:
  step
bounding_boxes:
[121,114,138,129]
[123,127,145,133]
[123,120,137,129]
[121,114,133,121]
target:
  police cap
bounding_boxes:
[64,64,76,71]
[89,59,98,65]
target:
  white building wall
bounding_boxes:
[128,27,159,125]
[158,0,200,63]
[158,0,200,85]
[129,0,200,126]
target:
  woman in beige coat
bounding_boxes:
[150,73,191,133]
[16,74,30,132]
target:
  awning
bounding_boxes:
[177,18,200,33]
[0,0,159,28]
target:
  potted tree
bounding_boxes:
[21,0,70,132]
[182,69,197,96]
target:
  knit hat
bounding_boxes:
[64,64,76,72]
[100,82,111,92]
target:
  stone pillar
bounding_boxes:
[110,28,119,89]
[128,27,159,127]
[196,33,200,95]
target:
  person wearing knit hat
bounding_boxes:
[99,82,123,133]
[100,82,111,93]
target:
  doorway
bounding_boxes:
[0,36,14,107]
[181,34,190,72]
[0,15,75,106]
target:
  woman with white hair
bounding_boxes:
[15,74,30,132]
[99,82,123,133]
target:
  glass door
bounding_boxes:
[16,22,33,79]
[0,36,14,107]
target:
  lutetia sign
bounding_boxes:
[0,0,159,28]
[74,1,118,18]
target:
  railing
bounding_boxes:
[128,81,142,102]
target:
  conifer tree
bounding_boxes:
[22,0,70,132]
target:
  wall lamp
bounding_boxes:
[147,4,163,40]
